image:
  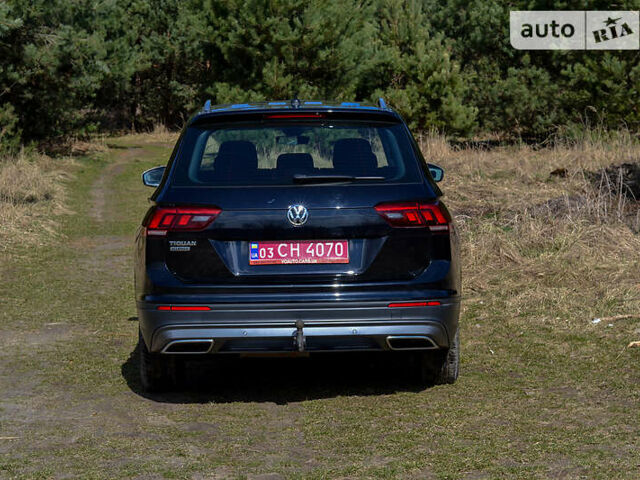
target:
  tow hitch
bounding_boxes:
[294,319,306,352]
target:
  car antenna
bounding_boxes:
[291,94,301,109]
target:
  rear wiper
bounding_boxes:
[292,174,385,184]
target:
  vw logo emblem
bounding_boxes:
[287,205,308,226]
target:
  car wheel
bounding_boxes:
[138,330,180,392]
[417,329,459,385]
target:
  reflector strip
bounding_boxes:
[157,306,211,311]
[388,301,441,308]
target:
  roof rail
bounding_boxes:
[203,99,212,112]
[377,97,387,109]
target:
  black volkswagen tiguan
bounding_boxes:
[135,99,461,391]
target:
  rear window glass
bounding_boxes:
[171,120,422,186]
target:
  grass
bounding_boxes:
[0,132,639,479]
[420,133,640,321]
[0,149,72,253]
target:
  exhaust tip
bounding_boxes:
[162,339,213,354]
[386,336,438,351]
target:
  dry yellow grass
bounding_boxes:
[0,132,176,256]
[115,124,180,145]
[68,136,109,156]
[419,132,640,328]
[0,150,71,252]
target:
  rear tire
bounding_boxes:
[139,330,180,392]
[417,330,459,385]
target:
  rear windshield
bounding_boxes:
[171,120,422,186]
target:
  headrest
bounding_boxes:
[276,153,314,173]
[214,140,258,178]
[332,138,378,175]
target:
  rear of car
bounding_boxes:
[134,100,461,391]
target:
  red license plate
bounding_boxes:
[249,240,349,265]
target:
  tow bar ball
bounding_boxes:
[294,320,306,352]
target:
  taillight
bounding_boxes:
[374,202,451,231]
[146,206,221,236]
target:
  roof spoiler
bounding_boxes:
[199,98,392,114]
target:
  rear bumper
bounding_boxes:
[138,298,460,354]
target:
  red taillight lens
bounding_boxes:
[146,206,221,236]
[374,202,451,231]
[388,301,441,308]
